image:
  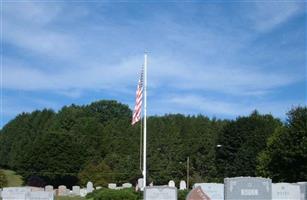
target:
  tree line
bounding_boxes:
[0,100,306,188]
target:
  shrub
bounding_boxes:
[90,188,139,200]
[178,189,189,200]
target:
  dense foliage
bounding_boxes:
[0,99,305,188]
[0,170,8,187]
[257,107,307,182]
[88,188,140,200]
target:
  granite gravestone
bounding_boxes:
[179,180,187,190]
[122,183,132,188]
[194,183,224,200]
[2,187,31,200]
[272,183,300,200]
[144,186,177,200]
[224,177,272,200]
[296,182,307,200]
[44,185,53,193]
[86,181,94,193]
[168,180,175,187]
[186,186,211,200]
[28,191,53,200]
[58,185,68,196]
[108,183,117,189]
[72,186,80,196]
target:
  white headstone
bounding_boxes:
[138,178,144,189]
[80,188,87,197]
[144,186,177,200]
[72,186,81,196]
[168,180,175,187]
[179,180,187,190]
[28,191,53,200]
[96,186,102,190]
[272,183,300,200]
[108,183,117,189]
[193,183,224,200]
[2,187,31,200]
[122,183,132,188]
[58,185,68,196]
[296,182,307,200]
[86,181,94,193]
[44,185,53,192]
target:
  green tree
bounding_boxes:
[215,111,282,179]
[0,170,8,187]
[257,106,307,182]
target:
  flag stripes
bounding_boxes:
[132,67,144,125]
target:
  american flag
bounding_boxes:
[132,67,144,125]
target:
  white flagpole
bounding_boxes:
[143,53,148,190]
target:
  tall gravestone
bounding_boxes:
[194,183,224,200]
[224,177,272,200]
[272,183,300,200]
[144,186,177,200]
[179,180,187,190]
[87,181,94,193]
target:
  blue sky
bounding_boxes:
[1,1,306,127]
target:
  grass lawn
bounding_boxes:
[0,169,23,187]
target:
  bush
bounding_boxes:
[0,170,8,187]
[178,189,189,200]
[90,188,139,200]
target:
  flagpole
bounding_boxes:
[143,53,147,190]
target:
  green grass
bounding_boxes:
[0,169,23,187]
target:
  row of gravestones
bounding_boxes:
[0,181,95,200]
[144,177,307,200]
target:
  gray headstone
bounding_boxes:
[272,183,300,200]
[44,185,53,192]
[108,183,117,189]
[224,177,272,200]
[72,186,80,196]
[297,182,307,200]
[2,187,31,200]
[86,181,94,193]
[28,191,53,200]
[144,186,177,200]
[194,183,224,200]
[122,183,132,188]
[58,185,68,196]
[179,180,186,190]
[168,180,175,188]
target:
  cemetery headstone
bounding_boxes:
[86,181,94,193]
[96,186,102,190]
[186,186,211,200]
[122,183,132,188]
[58,185,68,196]
[138,178,144,189]
[272,183,300,200]
[80,188,87,197]
[144,186,177,200]
[72,186,81,196]
[179,180,187,190]
[108,183,117,189]
[296,182,307,200]
[28,191,53,200]
[224,177,272,200]
[168,180,175,187]
[194,183,224,200]
[44,185,53,192]
[1,187,31,200]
